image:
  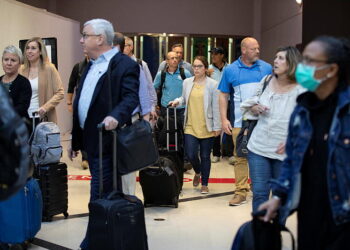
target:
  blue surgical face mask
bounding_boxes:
[295,63,330,91]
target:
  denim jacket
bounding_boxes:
[271,86,350,225]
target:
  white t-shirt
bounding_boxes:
[28,77,40,118]
[247,84,305,161]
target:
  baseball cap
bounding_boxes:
[210,47,225,54]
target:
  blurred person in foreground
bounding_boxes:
[259,36,350,250]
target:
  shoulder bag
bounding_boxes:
[236,75,272,157]
[106,59,158,175]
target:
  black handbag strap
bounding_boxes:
[252,210,295,250]
[280,225,296,250]
[98,57,120,198]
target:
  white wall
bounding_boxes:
[0,0,83,134]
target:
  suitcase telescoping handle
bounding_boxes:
[97,123,118,198]
[166,106,178,152]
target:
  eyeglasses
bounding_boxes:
[302,56,328,65]
[192,65,204,69]
[81,33,101,40]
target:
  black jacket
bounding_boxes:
[72,52,140,157]
[0,74,32,119]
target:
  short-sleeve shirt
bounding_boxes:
[153,67,192,108]
[218,57,272,127]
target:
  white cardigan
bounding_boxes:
[174,76,221,132]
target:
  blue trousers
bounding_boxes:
[184,134,214,186]
[248,150,282,212]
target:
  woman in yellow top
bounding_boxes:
[170,56,221,194]
[19,37,64,131]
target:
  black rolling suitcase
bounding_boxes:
[140,156,180,208]
[158,107,184,189]
[139,108,183,208]
[35,162,69,221]
[88,124,148,250]
[30,114,69,222]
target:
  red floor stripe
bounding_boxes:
[67,175,251,184]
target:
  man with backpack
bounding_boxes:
[153,51,191,126]
[157,44,193,75]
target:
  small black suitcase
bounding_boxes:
[139,108,183,208]
[88,125,148,250]
[139,156,180,208]
[35,162,69,222]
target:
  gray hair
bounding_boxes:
[2,45,23,63]
[84,19,115,46]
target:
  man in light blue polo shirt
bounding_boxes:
[218,37,272,206]
[153,51,191,125]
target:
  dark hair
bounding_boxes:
[113,32,125,52]
[313,36,350,88]
[275,46,302,82]
[171,44,183,50]
[193,56,211,76]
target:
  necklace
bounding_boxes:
[29,67,39,80]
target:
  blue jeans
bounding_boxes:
[248,151,282,212]
[184,134,214,186]
[80,154,122,249]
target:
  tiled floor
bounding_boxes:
[28,136,297,250]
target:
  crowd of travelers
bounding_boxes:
[1,17,350,250]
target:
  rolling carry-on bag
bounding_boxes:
[0,178,42,244]
[87,124,148,250]
[139,156,180,208]
[140,108,183,208]
[35,162,69,222]
[30,114,69,222]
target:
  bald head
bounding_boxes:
[166,51,179,69]
[241,37,260,65]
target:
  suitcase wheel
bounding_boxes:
[64,212,69,219]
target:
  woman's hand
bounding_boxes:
[276,142,286,155]
[258,197,281,222]
[251,104,269,115]
[168,100,179,107]
[38,107,47,117]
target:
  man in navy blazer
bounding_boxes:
[68,19,139,250]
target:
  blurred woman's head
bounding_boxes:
[23,37,48,68]
[296,36,350,91]
[193,56,209,78]
[2,45,23,76]
[273,46,301,82]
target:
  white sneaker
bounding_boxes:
[211,156,220,163]
[228,156,235,165]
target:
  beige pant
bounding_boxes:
[232,128,250,197]
[121,172,136,195]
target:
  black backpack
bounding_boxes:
[0,85,30,201]
[156,67,186,107]
[231,211,295,250]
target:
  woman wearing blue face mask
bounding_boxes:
[259,36,350,250]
